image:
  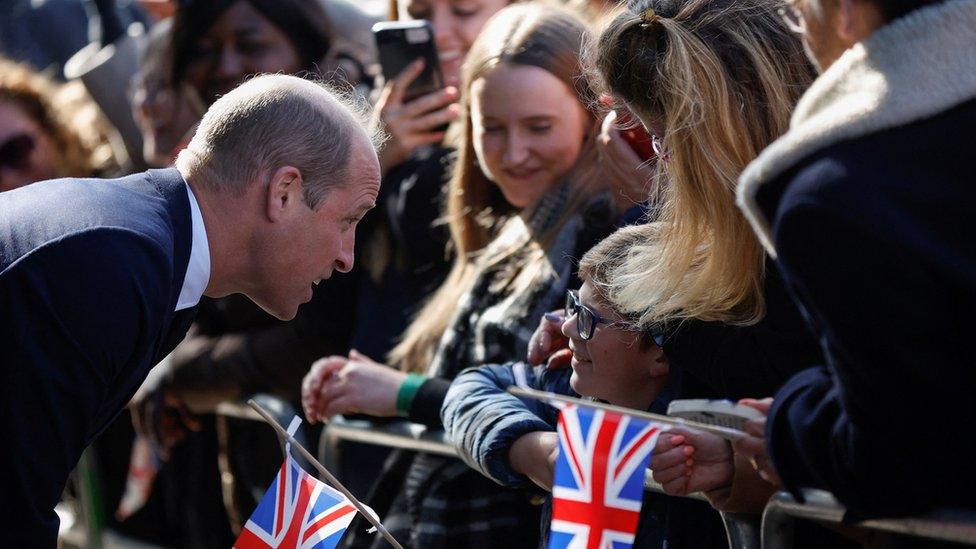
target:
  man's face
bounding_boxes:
[252,139,380,320]
[791,0,883,73]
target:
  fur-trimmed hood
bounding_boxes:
[737,0,976,257]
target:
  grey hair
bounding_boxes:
[176,74,384,208]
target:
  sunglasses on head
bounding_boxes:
[0,134,35,171]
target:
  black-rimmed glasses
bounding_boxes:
[565,289,621,341]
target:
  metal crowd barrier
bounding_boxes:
[216,400,976,549]
[319,415,761,549]
[762,489,976,548]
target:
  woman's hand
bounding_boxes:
[509,431,560,491]
[597,110,656,213]
[732,398,782,487]
[650,428,734,497]
[527,310,570,368]
[372,59,460,175]
[301,350,407,423]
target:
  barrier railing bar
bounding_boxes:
[762,489,976,547]
[216,401,757,549]
[323,415,709,498]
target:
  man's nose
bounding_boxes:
[334,232,355,274]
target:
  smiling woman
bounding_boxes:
[300,4,624,547]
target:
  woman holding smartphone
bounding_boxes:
[374,0,510,174]
[348,0,513,366]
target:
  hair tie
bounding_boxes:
[640,7,660,27]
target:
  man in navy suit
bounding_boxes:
[0,74,382,546]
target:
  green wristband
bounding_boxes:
[396,373,427,417]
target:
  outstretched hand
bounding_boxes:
[301,350,407,423]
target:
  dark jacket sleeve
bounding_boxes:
[767,179,976,516]
[442,362,568,487]
[0,230,171,546]
[407,377,452,428]
[662,263,822,400]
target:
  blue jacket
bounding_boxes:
[443,362,672,547]
[0,168,196,546]
[737,0,976,518]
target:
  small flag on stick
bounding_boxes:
[234,454,358,549]
[549,401,663,549]
[238,400,403,549]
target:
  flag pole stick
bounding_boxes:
[507,386,747,440]
[246,399,405,549]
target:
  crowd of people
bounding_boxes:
[0,0,973,547]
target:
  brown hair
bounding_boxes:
[388,2,604,373]
[591,0,815,327]
[0,58,98,178]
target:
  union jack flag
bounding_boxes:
[549,403,662,549]
[234,454,357,549]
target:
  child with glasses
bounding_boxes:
[443,224,671,546]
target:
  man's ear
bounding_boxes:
[265,166,304,222]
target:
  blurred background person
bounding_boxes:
[129,18,206,168]
[0,0,146,78]
[0,57,114,192]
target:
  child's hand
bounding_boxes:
[527,311,569,366]
[650,429,734,496]
[508,431,559,491]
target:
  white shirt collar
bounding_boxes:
[176,183,211,311]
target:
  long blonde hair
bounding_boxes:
[389,2,603,373]
[592,0,815,327]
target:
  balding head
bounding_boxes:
[176,74,382,208]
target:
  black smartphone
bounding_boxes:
[372,20,445,103]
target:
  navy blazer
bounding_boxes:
[0,168,196,546]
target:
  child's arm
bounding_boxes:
[442,361,570,487]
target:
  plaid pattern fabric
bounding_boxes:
[344,188,616,549]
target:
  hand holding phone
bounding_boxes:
[371,21,459,174]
